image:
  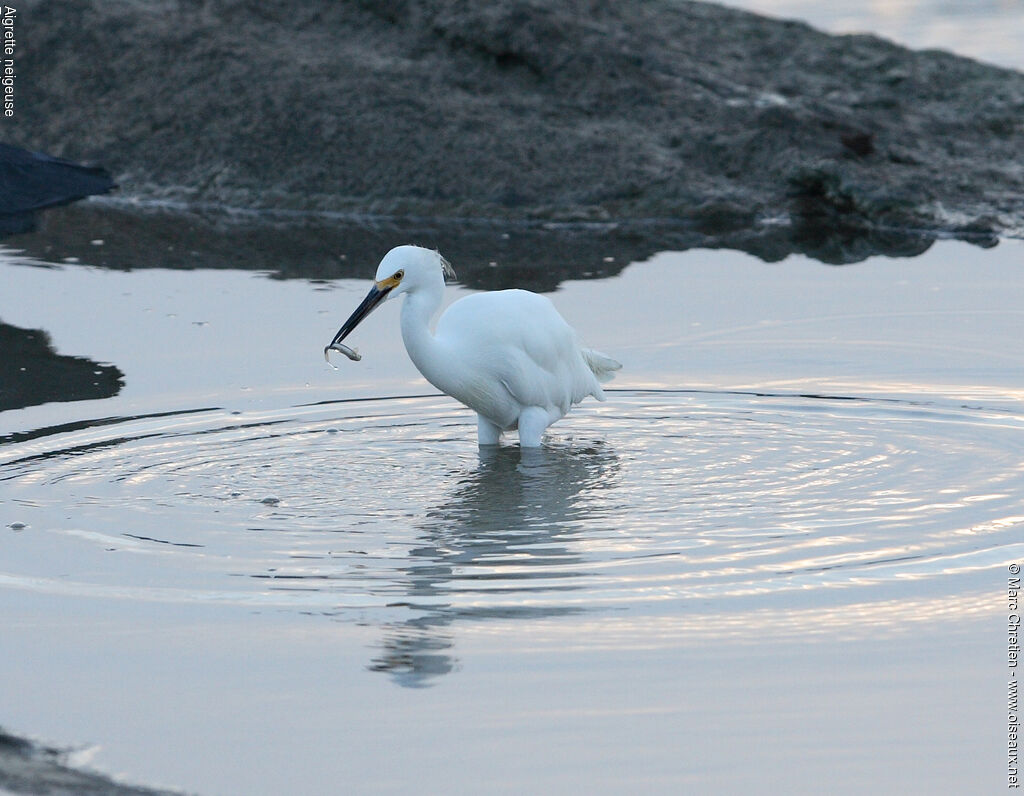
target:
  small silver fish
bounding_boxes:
[324,342,361,366]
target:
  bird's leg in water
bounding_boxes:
[517,406,551,448]
[477,415,502,446]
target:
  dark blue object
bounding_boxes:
[0,142,115,232]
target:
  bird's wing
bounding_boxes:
[439,290,599,413]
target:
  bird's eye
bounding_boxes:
[394,270,404,280]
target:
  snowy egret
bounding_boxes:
[325,245,621,447]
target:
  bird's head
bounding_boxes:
[325,245,456,353]
[373,245,455,300]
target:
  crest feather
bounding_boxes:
[438,251,457,282]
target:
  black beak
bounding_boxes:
[326,283,391,350]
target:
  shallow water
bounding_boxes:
[3,390,1022,626]
[1,223,1022,793]
[723,0,1024,71]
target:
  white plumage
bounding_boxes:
[326,245,621,447]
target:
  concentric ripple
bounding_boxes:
[2,390,1024,621]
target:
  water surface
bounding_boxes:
[1,226,1021,793]
[722,0,1024,71]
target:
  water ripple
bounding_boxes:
[2,390,1023,623]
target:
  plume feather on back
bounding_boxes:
[582,348,622,384]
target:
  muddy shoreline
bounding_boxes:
[6,0,1023,245]
[11,197,944,280]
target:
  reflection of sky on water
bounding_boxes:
[722,0,1024,70]
[451,591,1005,657]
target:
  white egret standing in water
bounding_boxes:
[325,245,621,447]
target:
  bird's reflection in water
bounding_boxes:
[369,440,619,688]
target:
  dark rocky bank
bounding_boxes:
[5,0,1024,247]
[0,727,184,796]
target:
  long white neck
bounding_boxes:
[399,282,451,391]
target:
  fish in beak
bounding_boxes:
[323,278,396,363]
